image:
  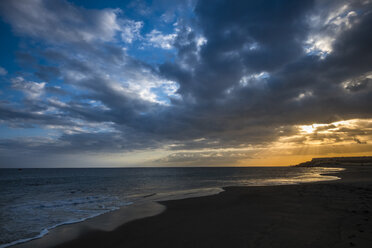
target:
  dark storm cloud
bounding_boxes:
[160,0,372,132]
[162,0,314,100]
[0,0,372,163]
[151,0,372,157]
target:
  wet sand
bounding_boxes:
[15,166,372,248]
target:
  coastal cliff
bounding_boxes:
[294,156,372,167]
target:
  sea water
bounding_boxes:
[0,167,342,247]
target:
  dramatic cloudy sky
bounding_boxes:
[0,0,372,167]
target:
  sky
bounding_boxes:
[0,0,371,168]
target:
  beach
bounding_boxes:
[10,165,371,248]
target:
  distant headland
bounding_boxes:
[294,156,372,167]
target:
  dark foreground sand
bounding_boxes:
[16,166,372,248]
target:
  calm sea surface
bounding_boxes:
[0,167,342,247]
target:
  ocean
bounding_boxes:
[0,167,342,247]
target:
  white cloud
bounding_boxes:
[11,77,45,100]
[113,68,179,105]
[48,98,67,108]
[305,3,358,58]
[0,66,7,75]
[0,0,141,44]
[342,72,372,91]
[120,20,143,43]
[146,29,177,49]
[196,36,207,48]
[293,91,313,101]
[239,72,270,87]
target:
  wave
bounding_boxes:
[0,200,133,248]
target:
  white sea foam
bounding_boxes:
[0,201,133,248]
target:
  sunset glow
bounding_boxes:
[0,0,371,167]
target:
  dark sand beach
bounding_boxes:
[14,166,372,248]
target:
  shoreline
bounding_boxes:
[8,187,225,248]
[53,165,372,247]
[6,167,348,248]
[8,201,166,248]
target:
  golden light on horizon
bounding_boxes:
[102,118,372,167]
[230,118,372,167]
